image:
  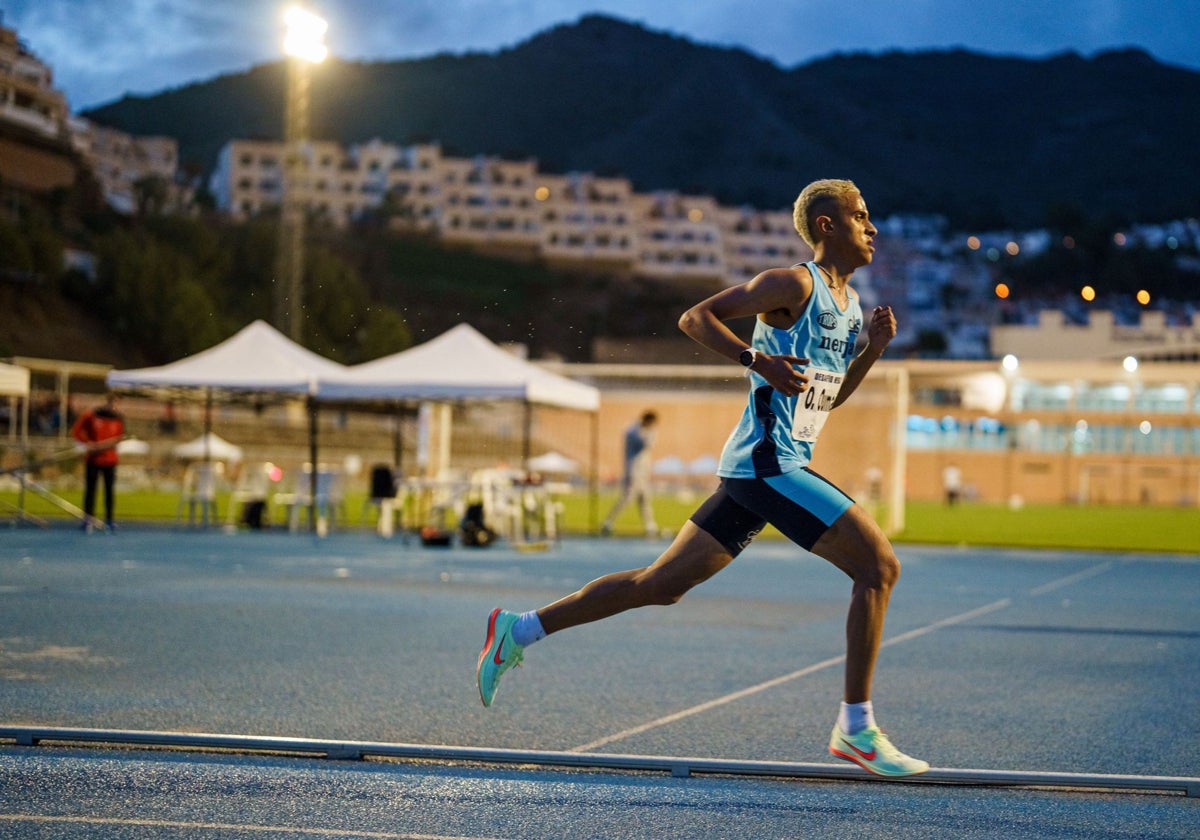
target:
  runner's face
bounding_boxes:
[829,192,877,266]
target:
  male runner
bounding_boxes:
[477,179,928,777]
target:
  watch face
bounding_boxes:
[740,349,755,366]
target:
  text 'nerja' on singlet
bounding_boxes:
[716,262,864,479]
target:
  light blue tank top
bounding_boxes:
[717,263,864,478]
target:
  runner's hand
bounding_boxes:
[867,306,896,348]
[754,354,810,396]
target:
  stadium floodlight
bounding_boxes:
[275,4,328,526]
[274,5,327,343]
[283,6,328,63]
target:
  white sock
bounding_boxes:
[511,610,547,647]
[838,700,875,735]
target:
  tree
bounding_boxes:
[133,175,171,217]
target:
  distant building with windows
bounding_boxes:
[0,18,78,203]
[562,356,1200,510]
[992,310,1200,362]
[208,138,810,287]
[0,19,67,141]
[0,18,185,216]
[900,356,1200,506]
[68,117,185,214]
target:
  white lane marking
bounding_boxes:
[1028,561,1115,596]
[570,598,1012,753]
[0,814,500,839]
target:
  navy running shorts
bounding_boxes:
[689,468,855,555]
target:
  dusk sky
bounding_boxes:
[4,0,1200,111]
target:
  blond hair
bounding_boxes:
[792,179,860,247]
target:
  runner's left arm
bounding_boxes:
[833,305,895,408]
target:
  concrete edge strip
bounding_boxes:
[1,725,1196,798]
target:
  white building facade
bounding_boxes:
[0,21,68,141]
[68,117,183,214]
[209,138,809,286]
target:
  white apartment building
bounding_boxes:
[631,191,725,282]
[535,171,637,266]
[209,137,806,286]
[719,205,812,283]
[0,18,79,203]
[437,154,542,251]
[0,21,68,141]
[68,117,182,214]
[1,18,183,214]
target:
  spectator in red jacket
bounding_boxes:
[72,394,125,531]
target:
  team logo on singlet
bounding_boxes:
[817,311,839,330]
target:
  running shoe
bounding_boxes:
[828,725,930,777]
[477,608,523,707]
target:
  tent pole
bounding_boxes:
[203,389,213,463]
[21,390,29,451]
[522,401,533,477]
[589,410,599,534]
[392,408,403,471]
[307,396,319,533]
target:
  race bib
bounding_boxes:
[792,366,843,443]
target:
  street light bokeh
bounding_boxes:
[274,5,327,342]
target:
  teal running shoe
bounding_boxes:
[828,725,930,777]
[477,608,523,707]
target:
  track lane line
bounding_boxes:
[570,598,1012,752]
[1028,561,1115,596]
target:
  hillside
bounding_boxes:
[0,282,149,367]
[85,14,1200,229]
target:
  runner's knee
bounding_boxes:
[844,543,900,591]
[868,550,901,590]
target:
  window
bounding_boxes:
[1075,383,1130,412]
[1013,381,1072,411]
[1134,384,1190,413]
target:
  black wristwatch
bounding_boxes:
[739,348,758,368]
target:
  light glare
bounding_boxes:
[284,6,328,63]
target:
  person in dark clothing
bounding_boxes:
[72,394,125,531]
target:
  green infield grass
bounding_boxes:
[3,488,1198,554]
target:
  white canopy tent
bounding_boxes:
[0,360,84,527]
[172,432,244,462]
[107,320,348,527]
[526,450,580,475]
[318,323,599,410]
[107,320,347,396]
[0,360,30,449]
[319,323,601,525]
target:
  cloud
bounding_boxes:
[6,0,277,106]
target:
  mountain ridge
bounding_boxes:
[84,13,1200,229]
